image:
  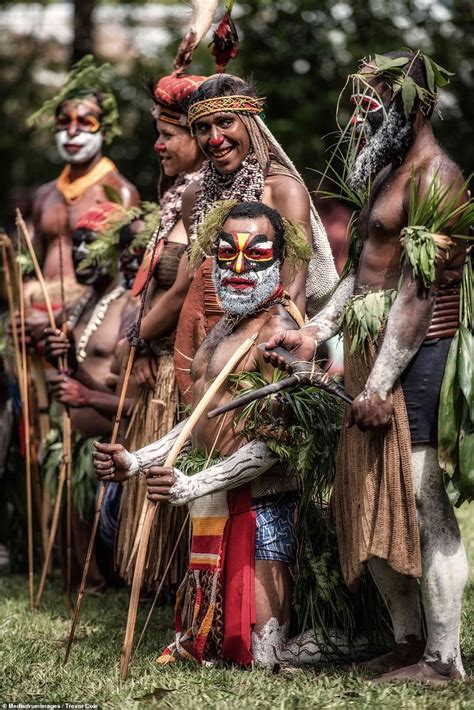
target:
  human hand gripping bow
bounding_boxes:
[207,337,353,421]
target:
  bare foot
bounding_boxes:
[370,659,468,687]
[358,638,425,675]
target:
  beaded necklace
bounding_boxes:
[190,151,265,242]
[71,285,126,363]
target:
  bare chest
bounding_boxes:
[356,169,408,292]
[74,296,126,372]
[38,183,111,240]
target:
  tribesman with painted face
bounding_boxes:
[26,55,139,318]
[265,50,473,685]
[92,201,347,666]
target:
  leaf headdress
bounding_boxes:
[27,55,121,144]
[352,49,453,119]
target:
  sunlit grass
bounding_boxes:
[0,509,472,708]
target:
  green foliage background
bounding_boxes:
[0,0,472,225]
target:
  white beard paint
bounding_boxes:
[212,259,281,316]
[55,129,104,165]
[348,105,412,192]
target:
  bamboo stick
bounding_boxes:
[16,210,73,607]
[18,253,34,609]
[119,333,258,680]
[64,345,137,663]
[0,236,23,387]
[34,461,67,608]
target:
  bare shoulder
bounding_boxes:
[34,180,57,203]
[182,179,201,232]
[266,172,308,201]
[106,170,140,206]
[265,173,310,222]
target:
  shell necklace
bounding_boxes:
[76,284,126,362]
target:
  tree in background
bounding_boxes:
[0,0,472,226]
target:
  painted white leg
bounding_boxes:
[367,557,422,644]
[411,445,468,676]
[251,618,367,667]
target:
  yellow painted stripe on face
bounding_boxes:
[235,232,250,273]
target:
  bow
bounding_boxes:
[119,333,257,680]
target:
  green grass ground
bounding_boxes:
[0,509,472,709]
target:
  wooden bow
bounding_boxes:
[15,209,73,609]
[1,232,35,607]
[119,333,257,680]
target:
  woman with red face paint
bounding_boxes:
[114,73,208,595]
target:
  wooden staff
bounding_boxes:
[64,344,137,663]
[1,233,34,607]
[15,209,72,608]
[119,334,257,680]
[57,224,73,609]
[64,209,165,662]
[17,242,35,609]
[0,234,23,386]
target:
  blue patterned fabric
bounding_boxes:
[97,481,122,548]
[255,499,297,564]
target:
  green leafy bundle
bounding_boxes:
[175,449,223,475]
[230,368,390,652]
[439,256,474,506]
[401,169,473,288]
[357,51,453,118]
[77,201,160,276]
[342,290,396,356]
[42,426,97,521]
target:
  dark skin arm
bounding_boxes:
[267,175,312,316]
[146,310,298,502]
[31,184,50,267]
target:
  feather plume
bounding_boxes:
[173,0,219,75]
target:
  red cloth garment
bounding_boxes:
[222,483,256,665]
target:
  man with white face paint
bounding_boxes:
[92,201,323,667]
[27,56,139,287]
[264,50,470,686]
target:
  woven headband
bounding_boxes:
[188,95,265,127]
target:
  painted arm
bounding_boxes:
[147,440,278,505]
[365,265,435,400]
[262,273,355,366]
[304,272,356,341]
[93,418,190,482]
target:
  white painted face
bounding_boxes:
[55,129,104,165]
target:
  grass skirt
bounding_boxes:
[115,353,188,590]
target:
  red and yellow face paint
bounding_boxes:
[55,99,102,135]
[216,231,275,274]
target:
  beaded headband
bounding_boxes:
[188,95,265,128]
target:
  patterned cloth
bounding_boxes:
[255,499,297,564]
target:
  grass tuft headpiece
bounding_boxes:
[189,200,311,283]
[27,55,121,144]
